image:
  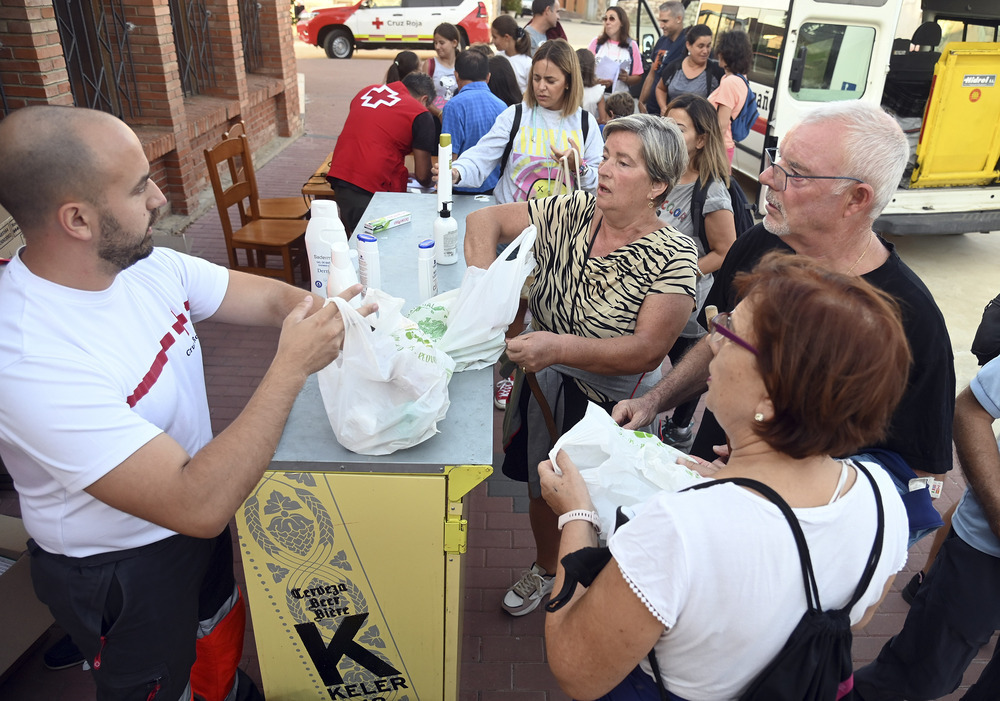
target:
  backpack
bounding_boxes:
[690,175,756,254]
[730,74,759,142]
[546,464,885,701]
[649,466,885,701]
[496,103,591,183]
[972,292,1000,366]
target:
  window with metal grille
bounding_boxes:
[168,0,216,96]
[52,0,141,119]
[238,0,264,73]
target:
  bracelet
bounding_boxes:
[557,509,602,535]
[578,162,586,176]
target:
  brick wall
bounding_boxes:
[0,0,302,217]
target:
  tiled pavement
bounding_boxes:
[0,53,996,701]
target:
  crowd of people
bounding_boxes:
[0,4,996,701]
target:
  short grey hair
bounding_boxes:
[659,1,683,19]
[603,114,688,207]
[797,102,908,220]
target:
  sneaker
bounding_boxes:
[502,563,554,616]
[901,571,924,605]
[44,634,85,670]
[494,376,514,410]
[659,417,695,453]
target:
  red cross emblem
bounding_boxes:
[372,16,383,29]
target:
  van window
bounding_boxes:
[937,18,999,45]
[791,22,875,102]
[698,3,788,87]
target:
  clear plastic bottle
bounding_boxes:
[417,239,438,302]
[433,203,458,265]
[356,233,381,289]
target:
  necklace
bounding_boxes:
[846,234,874,275]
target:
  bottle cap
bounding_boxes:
[439,203,451,217]
[440,134,451,147]
[331,241,352,269]
[356,233,377,243]
[418,239,435,249]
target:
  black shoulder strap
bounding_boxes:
[497,103,523,182]
[581,108,590,143]
[690,176,709,254]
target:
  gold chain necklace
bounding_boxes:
[846,234,874,275]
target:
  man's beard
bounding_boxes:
[761,191,788,237]
[97,208,157,271]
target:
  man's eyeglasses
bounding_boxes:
[764,148,865,192]
[709,313,758,355]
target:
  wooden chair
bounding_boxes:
[302,151,336,203]
[204,137,309,285]
[222,121,309,221]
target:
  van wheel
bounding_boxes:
[324,30,353,59]
[458,27,469,50]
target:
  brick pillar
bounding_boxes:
[206,0,249,102]
[256,0,300,137]
[126,0,200,213]
[0,0,72,110]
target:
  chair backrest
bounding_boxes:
[204,137,262,248]
[224,120,247,140]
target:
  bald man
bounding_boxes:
[0,106,371,701]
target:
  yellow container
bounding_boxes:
[911,42,1000,188]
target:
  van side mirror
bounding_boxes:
[788,45,807,93]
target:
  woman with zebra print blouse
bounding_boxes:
[464,114,699,618]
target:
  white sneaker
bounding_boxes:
[502,563,554,616]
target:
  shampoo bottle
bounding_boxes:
[433,203,458,265]
[417,239,438,302]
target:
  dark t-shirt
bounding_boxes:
[412,110,437,153]
[691,223,955,474]
[645,32,687,115]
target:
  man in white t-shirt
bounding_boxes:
[0,106,371,701]
[525,0,560,54]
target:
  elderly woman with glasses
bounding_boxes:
[538,253,911,701]
[464,114,698,618]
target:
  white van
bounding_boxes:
[632,0,1000,235]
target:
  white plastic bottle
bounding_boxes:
[327,241,360,304]
[417,239,438,302]
[356,233,381,290]
[304,201,349,294]
[433,203,458,265]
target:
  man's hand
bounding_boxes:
[612,395,658,429]
[273,285,377,377]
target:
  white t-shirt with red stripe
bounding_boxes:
[0,248,228,556]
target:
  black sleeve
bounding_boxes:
[411,111,437,154]
[866,253,956,474]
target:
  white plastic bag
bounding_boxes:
[317,296,455,455]
[407,225,537,372]
[549,403,705,536]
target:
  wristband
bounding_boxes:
[557,509,602,535]
[578,162,587,176]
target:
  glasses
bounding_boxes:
[709,313,758,355]
[764,148,865,192]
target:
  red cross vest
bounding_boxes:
[328,81,428,194]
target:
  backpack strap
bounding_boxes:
[732,74,752,120]
[690,176,710,255]
[496,103,523,183]
[840,462,886,614]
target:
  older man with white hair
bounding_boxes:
[614,101,955,544]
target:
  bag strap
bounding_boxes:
[497,103,523,183]
[690,175,709,255]
[732,74,753,121]
[524,371,559,444]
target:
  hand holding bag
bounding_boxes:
[317,296,455,455]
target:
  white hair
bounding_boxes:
[603,113,688,207]
[796,102,908,220]
[659,1,684,19]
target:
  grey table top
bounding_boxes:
[271,192,497,472]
